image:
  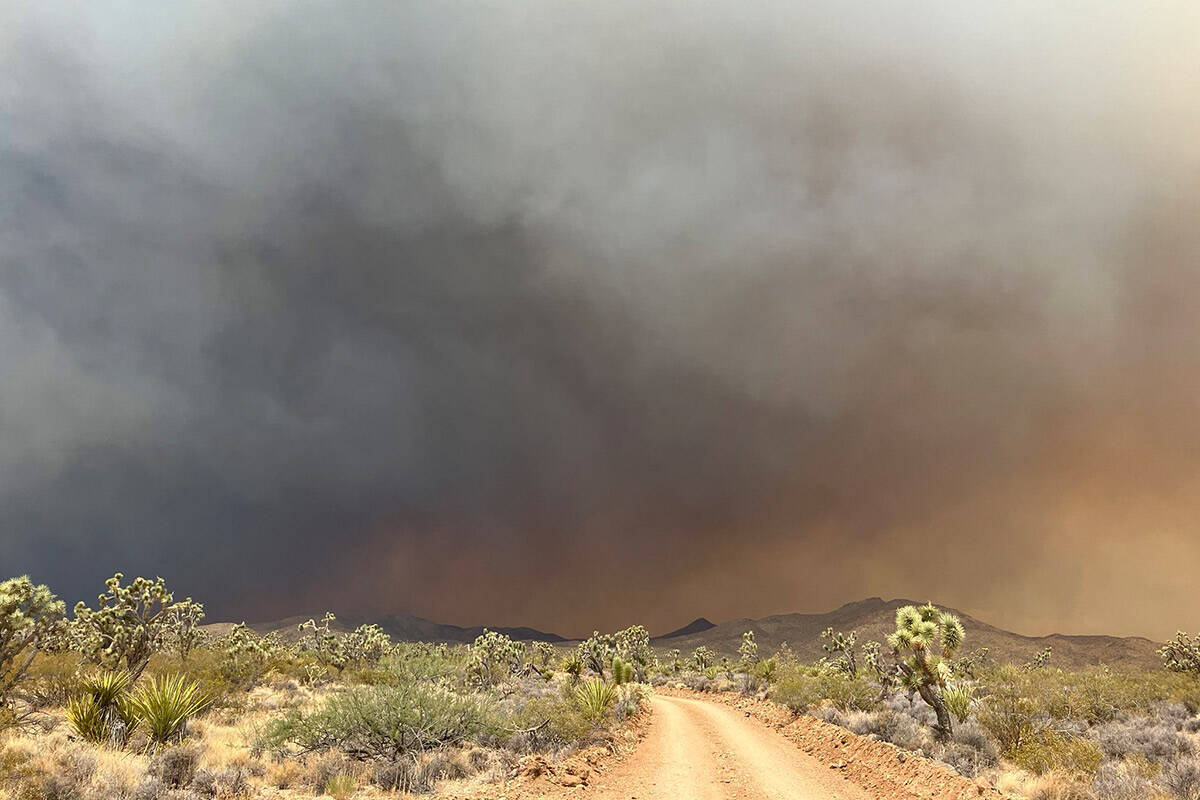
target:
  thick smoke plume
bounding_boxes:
[3,1,1199,637]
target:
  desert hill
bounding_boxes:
[204,598,1162,669]
[651,598,1161,670]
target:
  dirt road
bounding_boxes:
[580,694,875,800]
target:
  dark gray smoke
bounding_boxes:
[3,1,1199,637]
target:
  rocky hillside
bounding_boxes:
[652,598,1162,670]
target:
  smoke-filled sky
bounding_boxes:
[3,1,1200,640]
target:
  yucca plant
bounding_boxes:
[943,684,974,723]
[69,670,137,745]
[124,674,212,746]
[79,669,132,710]
[66,694,109,744]
[574,677,616,724]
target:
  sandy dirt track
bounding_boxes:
[576,694,875,799]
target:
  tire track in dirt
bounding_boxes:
[580,695,876,799]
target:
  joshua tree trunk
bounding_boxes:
[916,682,953,740]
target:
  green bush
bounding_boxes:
[772,666,877,713]
[265,683,490,762]
[501,692,595,749]
[1009,731,1103,775]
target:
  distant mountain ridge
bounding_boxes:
[651,598,1162,670]
[204,598,1162,668]
[658,617,717,639]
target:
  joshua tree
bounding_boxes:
[887,603,965,740]
[163,599,207,661]
[691,645,715,671]
[468,629,524,685]
[821,627,858,677]
[1159,632,1200,675]
[1,576,65,723]
[576,631,616,679]
[614,626,652,680]
[220,623,278,681]
[73,574,195,679]
[344,624,393,667]
[663,648,682,674]
[1023,646,1053,671]
[530,641,556,668]
[738,631,759,667]
[298,612,348,673]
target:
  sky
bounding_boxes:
[3,1,1200,640]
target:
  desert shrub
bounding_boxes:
[938,740,991,777]
[1164,758,1200,800]
[19,652,80,709]
[148,743,203,788]
[498,693,594,750]
[1093,717,1192,762]
[772,666,877,714]
[755,657,778,682]
[574,678,617,724]
[12,750,97,800]
[1011,731,1104,776]
[1026,772,1098,800]
[125,674,213,746]
[931,721,1000,777]
[420,751,469,782]
[977,679,1040,752]
[870,710,926,751]
[193,765,250,797]
[951,719,999,761]
[265,683,490,761]
[372,759,428,792]
[1091,761,1157,800]
[323,773,356,799]
[0,576,65,724]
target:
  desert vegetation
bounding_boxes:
[651,604,1200,800]
[7,579,1200,800]
[0,574,645,799]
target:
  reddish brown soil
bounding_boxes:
[443,688,1000,799]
